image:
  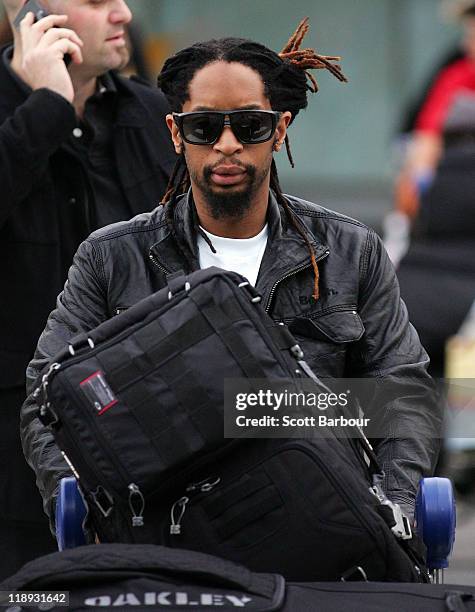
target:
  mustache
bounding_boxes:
[210,158,247,170]
[203,159,255,180]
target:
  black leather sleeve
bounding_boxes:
[21,238,108,528]
[350,229,443,517]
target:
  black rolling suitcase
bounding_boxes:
[34,268,426,582]
[1,544,473,612]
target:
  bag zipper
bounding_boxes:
[169,476,221,535]
[128,483,145,527]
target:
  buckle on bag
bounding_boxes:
[370,482,412,540]
[34,362,62,428]
[389,502,413,540]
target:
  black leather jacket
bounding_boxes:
[21,191,442,524]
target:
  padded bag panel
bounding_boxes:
[38,268,306,541]
[161,439,422,582]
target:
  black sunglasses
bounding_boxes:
[173,110,281,145]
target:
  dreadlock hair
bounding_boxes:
[157,18,347,300]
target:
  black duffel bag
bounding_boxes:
[1,544,473,612]
[34,267,425,582]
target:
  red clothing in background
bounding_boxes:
[415,57,475,134]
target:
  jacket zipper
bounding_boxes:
[149,250,170,275]
[150,246,330,310]
[265,249,330,313]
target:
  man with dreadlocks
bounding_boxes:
[22,19,441,534]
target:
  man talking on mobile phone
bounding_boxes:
[0,0,175,579]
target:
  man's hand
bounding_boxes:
[18,12,83,103]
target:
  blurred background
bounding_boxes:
[1,0,474,584]
[0,0,464,226]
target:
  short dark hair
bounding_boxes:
[463,5,475,17]
[157,19,347,300]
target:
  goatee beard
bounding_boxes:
[191,163,269,220]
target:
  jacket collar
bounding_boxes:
[149,189,329,308]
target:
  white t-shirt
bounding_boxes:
[197,224,268,286]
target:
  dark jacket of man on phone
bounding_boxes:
[0,0,175,579]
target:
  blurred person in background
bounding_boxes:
[397,95,475,379]
[395,0,475,220]
[0,0,174,579]
[397,94,475,492]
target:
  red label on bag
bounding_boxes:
[80,370,117,415]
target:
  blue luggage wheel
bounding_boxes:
[55,477,87,550]
[415,477,456,570]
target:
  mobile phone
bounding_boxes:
[13,0,48,30]
[13,0,72,66]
